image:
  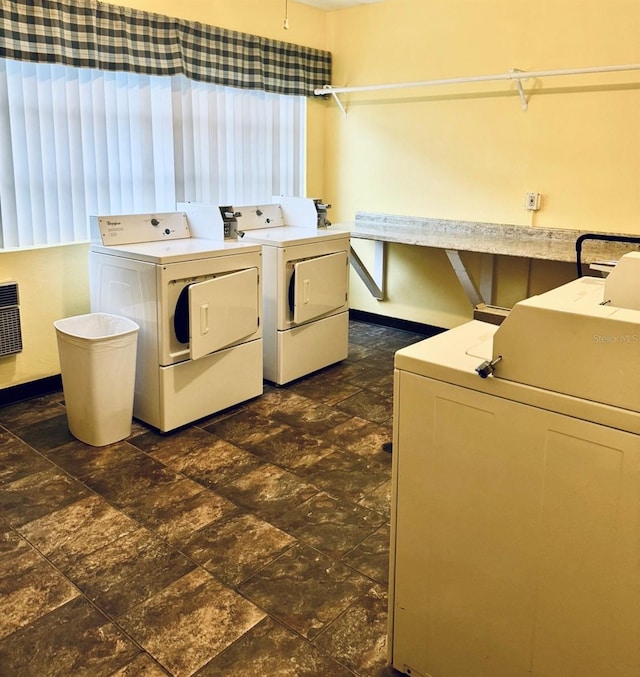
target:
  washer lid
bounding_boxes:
[394,320,640,435]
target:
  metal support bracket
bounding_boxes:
[445,250,494,307]
[479,253,495,305]
[321,84,347,118]
[350,243,494,306]
[350,241,385,300]
[510,68,529,111]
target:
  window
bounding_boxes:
[0,58,306,248]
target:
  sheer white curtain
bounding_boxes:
[0,59,306,249]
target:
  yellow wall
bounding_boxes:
[324,0,640,327]
[0,245,91,387]
[2,0,639,390]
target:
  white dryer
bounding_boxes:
[89,208,263,432]
[233,197,350,385]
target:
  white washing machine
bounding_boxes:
[389,255,640,677]
[231,197,350,385]
[89,207,263,432]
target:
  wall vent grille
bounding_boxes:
[0,282,23,357]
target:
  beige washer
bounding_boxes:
[390,268,640,677]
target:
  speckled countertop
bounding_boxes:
[351,212,640,263]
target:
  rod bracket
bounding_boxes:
[510,68,529,111]
[320,85,347,118]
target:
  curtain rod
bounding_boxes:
[315,63,640,113]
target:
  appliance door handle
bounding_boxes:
[200,303,209,335]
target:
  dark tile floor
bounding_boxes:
[0,320,427,677]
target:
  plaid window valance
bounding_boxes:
[0,0,331,96]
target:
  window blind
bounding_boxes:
[0,58,305,248]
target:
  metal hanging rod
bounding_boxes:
[314,63,640,114]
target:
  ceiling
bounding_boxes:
[294,0,385,9]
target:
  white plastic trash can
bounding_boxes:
[54,313,139,447]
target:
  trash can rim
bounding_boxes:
[54,312,139,340]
